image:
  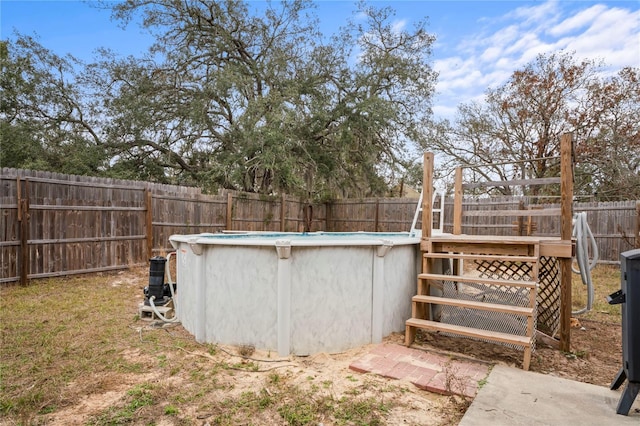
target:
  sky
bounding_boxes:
[1,0,639,120]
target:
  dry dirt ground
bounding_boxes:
[2,267,623,425]
[37,336,463,426]
[415,318,622,388]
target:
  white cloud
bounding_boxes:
[480,46,502,62]
[431,0,640,120]
[432,104,457,119]
[506,0,560,26]
[485,25,521,52]
[495,0,562,42]
[504,33,542,57]
[514,38,558,66]
[553,7,640,68]
[391,19,407,34]
[547,4,607,37]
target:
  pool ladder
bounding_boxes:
[409,189,445,237]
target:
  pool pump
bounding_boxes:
[144,256,170,306]
[140,253,180,323]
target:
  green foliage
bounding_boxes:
[277,398,318,425]
[89,384,155,425]
[0,121,46,168]
[0,35,108,174]
[164,404,178,416]
[2,1,437,199]
[3,7,637,201]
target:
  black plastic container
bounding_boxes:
[608,248,640,415]
[145,256,167,305]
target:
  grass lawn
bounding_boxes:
[1,268,460,425]
[0,263,622,424]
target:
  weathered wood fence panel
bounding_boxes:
[325,198,417,232]
[1,169,150,284]
[574,201,639,264]
[1,167,638,284]
[327,199,378,232]
[1,176,19,282]
[441,197,639,264]
[0,169,333,283]
[152,192,227,255]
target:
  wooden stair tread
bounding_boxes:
[418,273,537,289]
[412,295,534,316]
[423,252,538,263]
[406,318,532,347]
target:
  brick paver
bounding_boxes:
[349,343,491,398]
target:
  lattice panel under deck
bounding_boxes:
[440,270,534,352]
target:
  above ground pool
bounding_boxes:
[169,231,423,356]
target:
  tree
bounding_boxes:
[3,1,436,197]
[0,36,107,174]
[102,0,436,198]
[423,52,639,200]
[572,67,640,200]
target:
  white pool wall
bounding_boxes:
[169,232,422,356]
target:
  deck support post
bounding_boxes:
[559,133,574,352]
[421,152,434,240]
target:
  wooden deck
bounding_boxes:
[407,134,576,361]
[422,234,573,259]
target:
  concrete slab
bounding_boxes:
[460,364,640,425]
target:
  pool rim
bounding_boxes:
[169,230,422,250]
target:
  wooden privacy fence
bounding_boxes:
[1,168,639,284]
[2,170,149,285]
[1,169,327,285]
[441,197,640,265]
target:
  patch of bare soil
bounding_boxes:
[37,336,461,426]
[535,319,622,386]
[415,317,622,387]
[42,374,156,426]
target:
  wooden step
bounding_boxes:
[412,295,534,316]
[406,318,532,347]
[423,252,538,263]
[418,273,537,289]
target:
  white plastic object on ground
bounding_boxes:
[571,212,598,315]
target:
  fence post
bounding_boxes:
[17,178,30,286]
[374,198,380,232]
[226,192,233,231]
[453,167,463,235]
[145,187,153,259]
[280,193,286,232]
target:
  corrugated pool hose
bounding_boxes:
[572,212,598,315]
